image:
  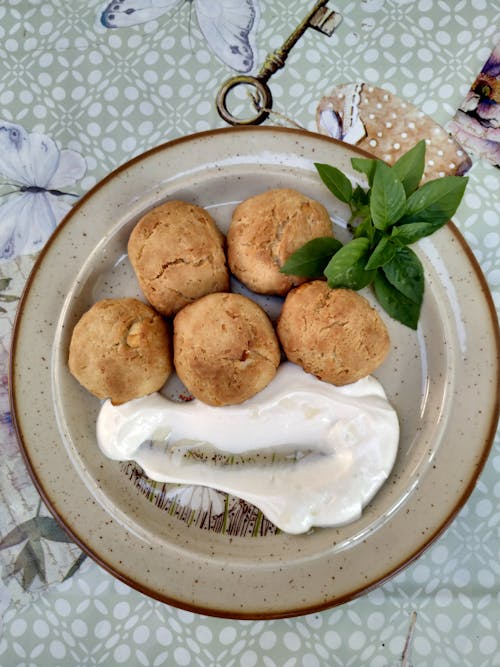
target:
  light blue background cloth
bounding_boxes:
[0,1,499,665]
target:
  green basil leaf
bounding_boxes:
[303,145,469,330]
[352,184,369,206]
[392,139,426,195]
[365,236,398,270]
[314,163,353,203]
[391,221,445,244]
[353,215,374,241]
[374,270,420,330]
[351,157,377,186]
[324,237,375,290]
[382,246,424,305]
[402,175,468,224]
[280,236,343,277]
[370,161,407,231]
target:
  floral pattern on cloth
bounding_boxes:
[448,42,500,167]
[0,328,86,605]
[0,120,86,264]
[0,120,86,605]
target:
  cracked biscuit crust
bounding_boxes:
[277,282,390,386]
[227,188,333,296]
[128,200,229,317]
[173,293,281,406]
[68,298,172,404]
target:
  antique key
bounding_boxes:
[216,0,342,126]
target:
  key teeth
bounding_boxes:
[309,8,342,36]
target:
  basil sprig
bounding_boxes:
[281,141,468,329]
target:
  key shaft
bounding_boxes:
[258,0,330,81]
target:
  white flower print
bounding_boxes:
[165,485,226,515]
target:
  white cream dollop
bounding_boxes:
[97,362,399,534]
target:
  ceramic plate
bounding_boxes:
[10,127,500,619]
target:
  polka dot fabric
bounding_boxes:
[316,83,472,179]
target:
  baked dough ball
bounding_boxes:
[173,293,280,406]
[277,282,389,386]
[128,200,229,317]
[68,298,172,404]
[227,188,333,296]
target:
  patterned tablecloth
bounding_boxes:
[0,1,499,665]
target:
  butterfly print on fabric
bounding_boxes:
[0,121,86,263]
[100,0,260,73]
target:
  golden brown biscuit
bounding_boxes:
[128,200,229,317]
[68,298,172,404]
[227,188,333,296]
[173,293,280,406]
[277,282,389,386]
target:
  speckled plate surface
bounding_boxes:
[10,127,499,619]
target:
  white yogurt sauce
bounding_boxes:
[97,362,399,534]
